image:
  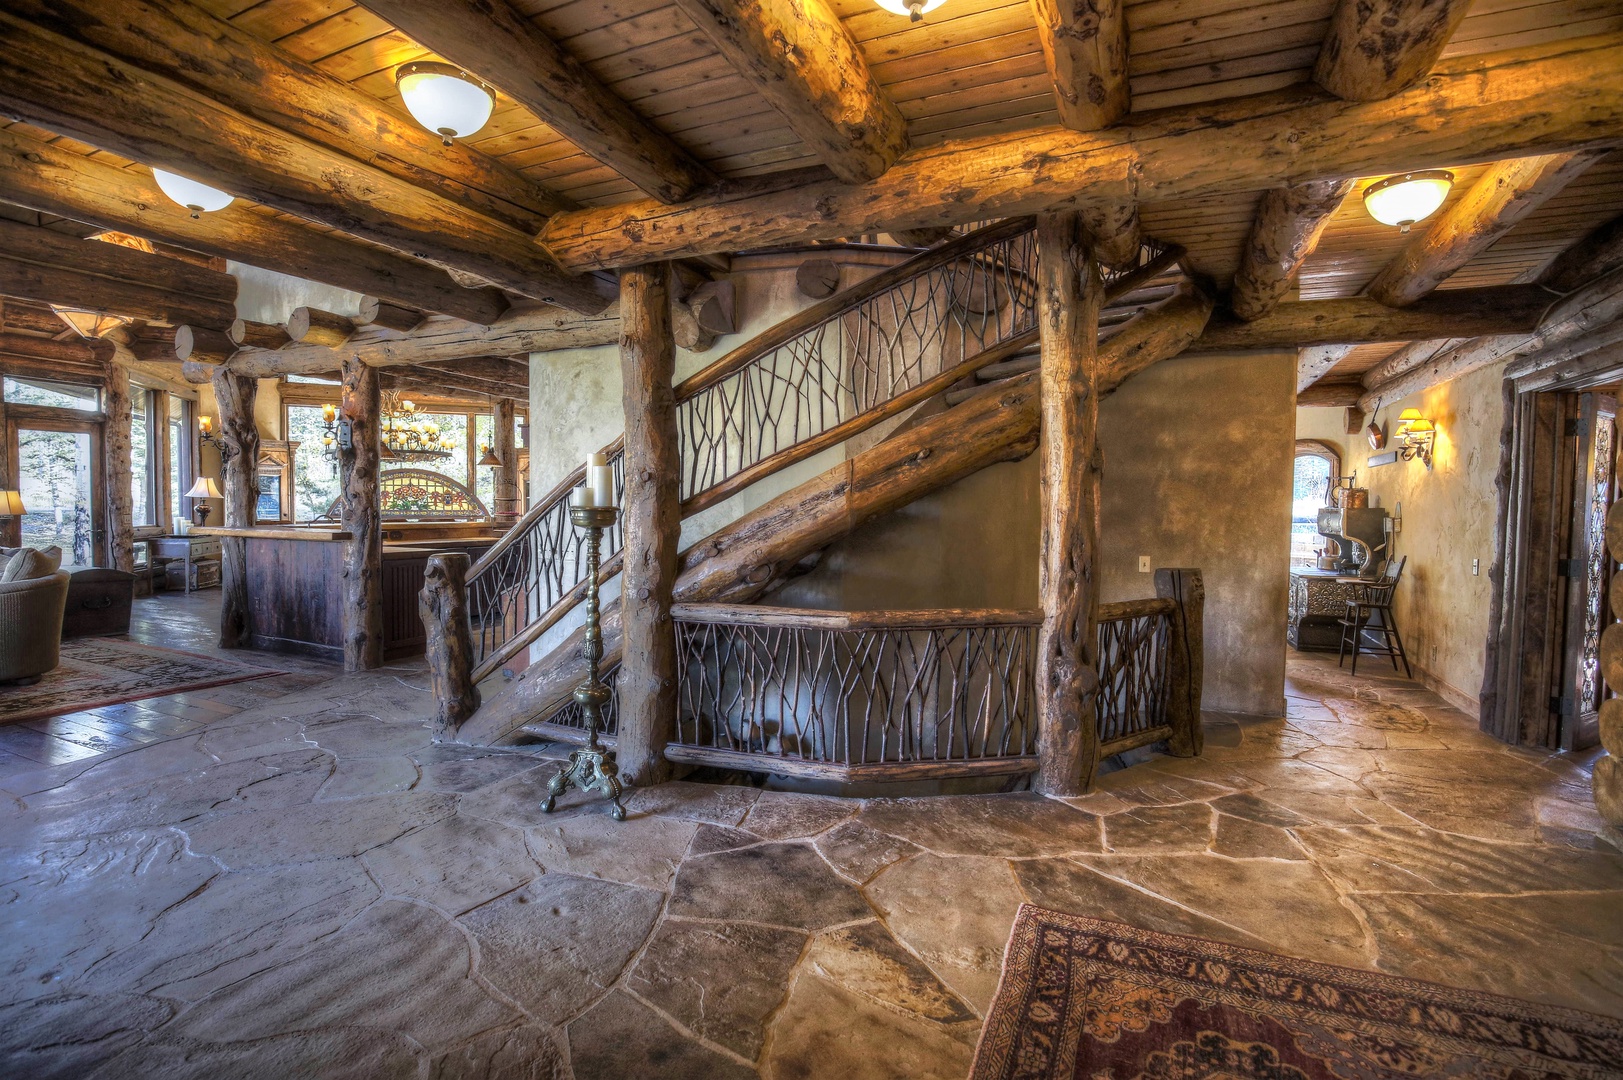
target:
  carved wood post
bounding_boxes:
[492,396,519,521]
[1155,567,1205,757]
[103,354,135,572]
[1035,211,1104,796]
[421,552,481,737]
[211,367,258,648]
[152,387,173,534]
[616,262,680,786]
[340,355,383,671]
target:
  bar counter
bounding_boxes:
[194,526,497,661]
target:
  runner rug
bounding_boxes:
[0,638,283,724]
[970,905,1623,1079]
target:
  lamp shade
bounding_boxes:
[873,0,947,18]
[478,444,502,467]
[396,62,495,144]
[1363,171,1453,231]
[152,168,235,215]
[1404,418,1435,433]
[0,490,25,516]
[184,477,223,500]
[1397,408,1425,423]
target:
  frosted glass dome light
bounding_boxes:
[1362,171,1454,233]
[397,62,496,146]
[873,0,948,21]
[152,168,234,218]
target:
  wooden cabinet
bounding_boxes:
[255,440,299,524]
[153,535,222,593]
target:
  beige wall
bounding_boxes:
[1336,361,1508,714]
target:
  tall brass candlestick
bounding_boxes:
[542,503,627,820]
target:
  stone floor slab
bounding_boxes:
[765,972,973,1080]
[813,819,923,884]
[858,793,1102,858]
[568,990,756,1080]
[669,841,871,930]
[183,790,457,870]
[527,812,697,890]
[805,920,976,1024]
[364,814,539,914]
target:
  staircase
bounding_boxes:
[448,220,1194,774]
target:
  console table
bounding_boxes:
[152,535,222,593]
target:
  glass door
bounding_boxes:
[15,422,101,567]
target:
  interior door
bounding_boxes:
[1558,391,1617,750]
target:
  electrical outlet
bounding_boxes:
[1472,559,1480,576]
[1138,555,1151,573]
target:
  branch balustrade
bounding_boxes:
[463,220,1183,684]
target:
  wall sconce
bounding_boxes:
[198,414,238,462]
[1396,408,1435,469]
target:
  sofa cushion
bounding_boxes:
[1,546,62,582]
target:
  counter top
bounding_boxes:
[191,526,353,541]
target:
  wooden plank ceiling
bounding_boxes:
[2,0,1621,388]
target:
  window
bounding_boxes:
[131,387,155,527]
[1291,442,1341,567]
[3,375,99,411]
[169,395,192,526]
[474,412,495,511]
[286,404,342,521]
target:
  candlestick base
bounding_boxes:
[541,744,626,821]
[569,505,617,529]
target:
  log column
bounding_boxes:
[210,367,259,648]
[339,355,383,671]
[616,263,680,786]
[421,552,480,737]
[103,352,135,572]
[492,397,519,521]
[1155,568,1205,757]
[1035,211,1104,796]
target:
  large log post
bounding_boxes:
[1595,502,1623,838]
[616,263,681,786]
[1155,568,1205,758]
[492,397,519,521]
[103,354,135,572]
[421,552,481,738]
[1034,211,1104,797]
[339,356,384,671]
[211,368,259,648]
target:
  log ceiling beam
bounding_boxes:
[1079,200,1144,271]
[1296,379,1363,407]
[1231,179,1355,321]
[1190,284,1553,354]
[0,239,237,330]
[418,356,531,386]
[0,12,614,314]
[0,298,73,336]
[0,330,112,366]
[671,0,907,184]
[9,0,569,231]
[379,367,525,402]
[1538,212,1623,293]
[1314,0,1474,101]
[535,35,1623,271]
[1029,0,1130,131]
[1366,150,1607,307]
[0,128,511,326]
[0,218,236,307]
[356,0,713,203]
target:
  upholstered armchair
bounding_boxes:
[0,546,69,685]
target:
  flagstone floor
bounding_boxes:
[1,634,1620,1079]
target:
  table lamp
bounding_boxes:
[184,477,223,527]
[0,491,24,518]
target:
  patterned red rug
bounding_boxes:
[0,638,283,724]
[971,906,1623,1079]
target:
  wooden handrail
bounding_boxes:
[1099,597,1177,621]
[672,603,1043,629]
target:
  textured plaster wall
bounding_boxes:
[1295,407,1351,465]
[1343,360,1508,715]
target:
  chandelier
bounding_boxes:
[381,393,455,462]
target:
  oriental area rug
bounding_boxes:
[970,906,1623,1080]
[0,638,282,724]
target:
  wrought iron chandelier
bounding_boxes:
[380,393,455,462]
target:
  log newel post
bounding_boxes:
[103,355,135,572]
[615,261,680,786]
[1155,567,1205,758]
[211,368,258,648]
[340,356,384,671]
[1034,211,1104,796]
[492,397,519,521]
[421,552,481,738]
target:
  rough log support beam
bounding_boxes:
[211,368,258,649]
[103,355,134,572]
[535,37,1623,270]
[0,127,509,324]
[1098,279,1215,395]
[1079,200,1144,271]
[0,331,112,366]
[1296,380,1364,407]
[672,0,907,184]
[492,398,520,519]
[1367,151,1606,307]
[1314,0,1474,101]
[340,356,383,672]
[1541,212,1623,292]
[357,0,712,203]
[175,325,234,364]
[357,298,425,335]
[0,254,236,330]
[459,373,1045,746]
[616,263,681,786]
[1359,337,1466,390]
[0,217,237,317]
[1154,568,1204,757]
[0,12,613,314]
[229,319,290,350]
[422,553,481,738]
[289,307,357,348]
[1231,179,1355,320]
[1035,211,1103,796]
[1029,0,1130,131]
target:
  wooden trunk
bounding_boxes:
[1155,568,1205,757]
[340,356,384,671]
[421,552,481,738]
[615,263,681,786]
[1034,211,1104,797]
[211,368,259,648]
[102,358,134,573]
[492,398,519,520]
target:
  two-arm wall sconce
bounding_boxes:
[197,415,239,462]
[1396,409,1436,469]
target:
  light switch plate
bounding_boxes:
[1138,555,1151,573]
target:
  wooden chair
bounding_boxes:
[1337,556,1411,677]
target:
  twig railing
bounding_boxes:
[463,221,1181,683]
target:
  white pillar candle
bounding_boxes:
[569,485,589,508]
[586,464,615,503]
[586,452,608,468]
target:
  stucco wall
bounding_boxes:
[1341,361,1508,715]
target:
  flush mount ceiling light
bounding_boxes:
[874,0,948,21]
[152,168,234,218]
[1362,170,1454,233]
[396,62,496,146]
